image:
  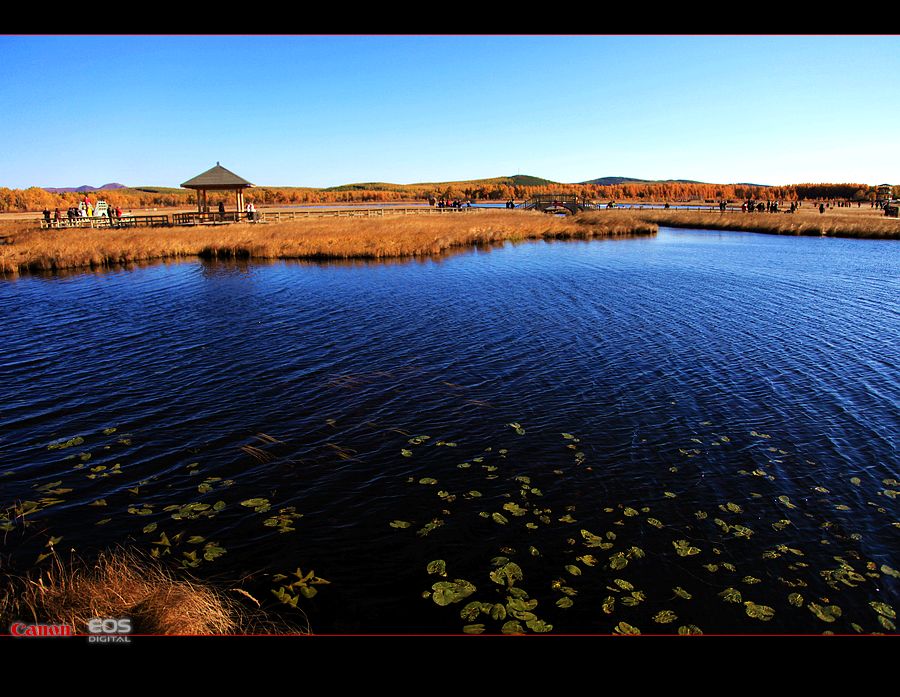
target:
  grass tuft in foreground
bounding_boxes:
[0,547,304,635]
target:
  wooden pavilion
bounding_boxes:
[181,163,253,215]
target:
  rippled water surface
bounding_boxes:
[1,228,898,634]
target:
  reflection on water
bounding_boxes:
[0,228,897,634]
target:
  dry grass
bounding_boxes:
[0,547,305,635]
[0,211,656,275]
[623,208,900,240]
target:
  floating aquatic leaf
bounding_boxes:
[88,499,107,507]
[503,502,528,517]
[742,576,762,585]
[202,542,226,562]
[212,500,226,512]
[556,597,574,609]
[878,615,896,631]
[492,512,509,525]
[647,518,663,529]
[426,560,447,577]
[778,496,797,509]
[674,587,692,600]
[771,519,792,531]
[808,603,841,623]
[431,579,477,606]
[401,449,413,457]
[489,604,506,621]
[719,588,742,603]
[507,422,526,436]
[653,610,677,624]
[695,511,708,520]
[240,498,271,513]
[612,579,633,591]
[576,554,597,567]
[565,565,582,577]
[678,625,703,635]
[142,522,157,534]
[462,624,485,634]
[744,602,775,621]
[501,620,524,635]
[602,596,615,614]
[609,552,628,570]
[467,490,482,498]
[528,546,540,557]
[722,563,736,572]
[664,492,677,498]
[849,477,861,486]
[489,562,523,587]
[526,522,539,529]
[48,436,84,450]
[526,618,552,633]
[417,519,444,537]
[869,602,895,619]
[623,507,639,517]
[613,622,640,635]
[673,540,700,557]
[460,601,483,621]
[418,478,438,485]
[95,518,111,525]
[788,593,804,607]
[558,514,576,523]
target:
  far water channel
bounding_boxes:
[1,228,897,634]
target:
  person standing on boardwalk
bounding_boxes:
[218,201,225,221]
[54,208,61,225]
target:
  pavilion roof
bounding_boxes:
[181,163,253,189]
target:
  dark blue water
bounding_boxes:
[1,228,898,635]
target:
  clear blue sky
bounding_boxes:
[2,35,898,189]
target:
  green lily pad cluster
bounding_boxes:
[387,421,899,634]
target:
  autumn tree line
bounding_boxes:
[0,181,894,213]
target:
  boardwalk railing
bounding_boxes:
[36,206,484,230]
[257,206,478,221]
[41,215,171,229]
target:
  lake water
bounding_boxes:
[1,228,897,635]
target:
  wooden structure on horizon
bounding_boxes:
[182,163,253,215]
[524,193,590,215]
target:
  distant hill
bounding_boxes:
[43,183,127,193]
[324,174,559,192]
[580,176,648,186]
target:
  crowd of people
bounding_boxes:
[42,195,124,226]
[428,197,471,209]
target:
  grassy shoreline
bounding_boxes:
[0,211,656,275]
[629,209,900,240]
[2,207,898,276]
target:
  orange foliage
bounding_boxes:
[0,181,881,213]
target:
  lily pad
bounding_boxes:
[431,579,477,606]
[653,610,677,624]
[744,602,775,621]
[808,603,841,623]
[426,559,447,577]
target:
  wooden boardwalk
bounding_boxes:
[35,206,482,230]
[40,215,172,229]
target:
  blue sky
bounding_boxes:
[2,35,898,189]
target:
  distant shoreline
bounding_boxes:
[1,207,896,276]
